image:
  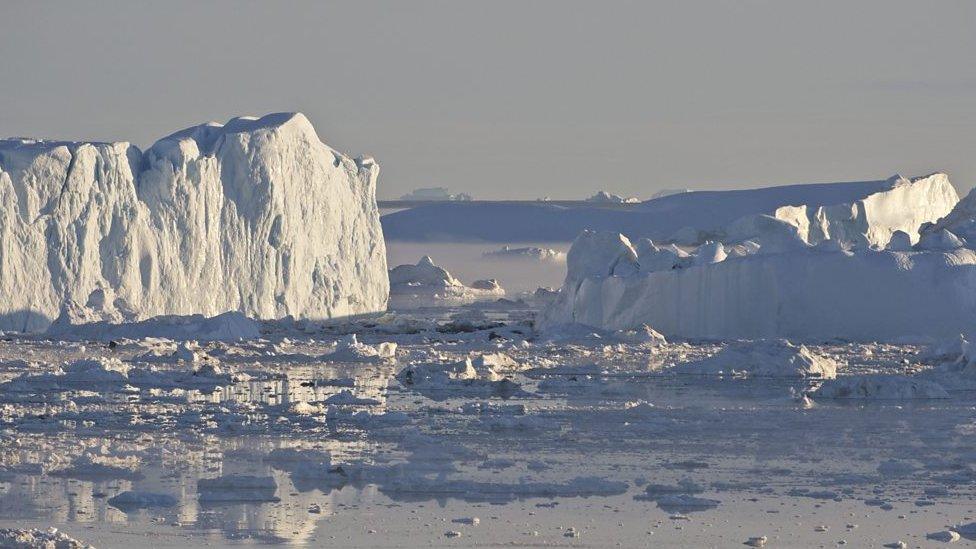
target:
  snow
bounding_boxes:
[0,112,388,332]
[540,230,976,341]
[382,173,958,245]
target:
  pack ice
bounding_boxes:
[539,184,976,341]
[0,112,388,331]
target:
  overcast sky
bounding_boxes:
[2,1,974,199]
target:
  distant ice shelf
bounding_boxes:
[381,173,958,247]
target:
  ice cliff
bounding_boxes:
[0,112,388,331]
[539,225,976,341]
[382,173,958,246]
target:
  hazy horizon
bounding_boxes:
[2,0,974,199]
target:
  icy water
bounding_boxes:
[3,306,976,547]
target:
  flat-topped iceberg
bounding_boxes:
[0,112,388,331]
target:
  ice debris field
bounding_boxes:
[4,114,976,547]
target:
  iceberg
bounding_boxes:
[0,112,388,331]
[538,228,976,341]
[382,173,958,246]
[388,256,505,307]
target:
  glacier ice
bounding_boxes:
[0,112,388,331]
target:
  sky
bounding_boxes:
[1,0,974,200]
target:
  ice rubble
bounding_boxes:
[0,528,93,549]
[539,226,976,341]
[0,112,388,332]
[325,334,397,363]
[382,173,957,245]
[676,340,837,379]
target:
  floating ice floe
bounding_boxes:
[675,340,837,379]
[324,334,397,363]
[813,375,950,399]
[397,357,523,399]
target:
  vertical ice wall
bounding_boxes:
[0,112,389,331]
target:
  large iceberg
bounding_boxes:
[382,173,958,247]
[538,227,976,341]
[0,112,388,331]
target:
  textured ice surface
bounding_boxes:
[0,112,388,332]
